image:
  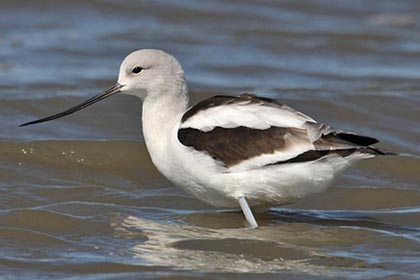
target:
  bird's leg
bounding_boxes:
[238,197,259,228]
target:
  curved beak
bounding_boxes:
[19,83,123,127]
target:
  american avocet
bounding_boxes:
[20,49,391,228]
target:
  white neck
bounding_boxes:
[141,84,189,174]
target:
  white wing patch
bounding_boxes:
[180,102,315,132]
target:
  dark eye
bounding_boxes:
[132,66,143,74]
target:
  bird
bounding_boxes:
[20,49,392,228]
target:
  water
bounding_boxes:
[1,0,419,279]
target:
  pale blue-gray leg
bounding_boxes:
[238,197,258,228]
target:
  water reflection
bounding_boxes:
[113,215,369,275]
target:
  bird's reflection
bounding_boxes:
[112,214,366,274]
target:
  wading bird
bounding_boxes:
[21,49,391,228]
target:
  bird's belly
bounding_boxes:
[160,138,354,209]
[164,161,342,208]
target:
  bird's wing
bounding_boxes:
[178,94,381,172]
[180,94,315,132]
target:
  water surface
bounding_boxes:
[1,0,419,279]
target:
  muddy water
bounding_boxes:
[1,0,419,279]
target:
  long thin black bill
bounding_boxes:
[19,83,123,127]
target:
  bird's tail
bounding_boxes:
[365,147,397,156]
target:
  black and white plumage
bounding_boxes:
[178,94,383,170]
[20,50,391,228]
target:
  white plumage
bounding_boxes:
[180,102,314,132]
[20,49,389,228]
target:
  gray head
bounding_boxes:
[20,49,186,127]
[118,49,185,99]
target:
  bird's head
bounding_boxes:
[20,49,185,127]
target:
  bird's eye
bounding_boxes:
[132,66,143,74]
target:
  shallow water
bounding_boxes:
[1,0,419,279]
